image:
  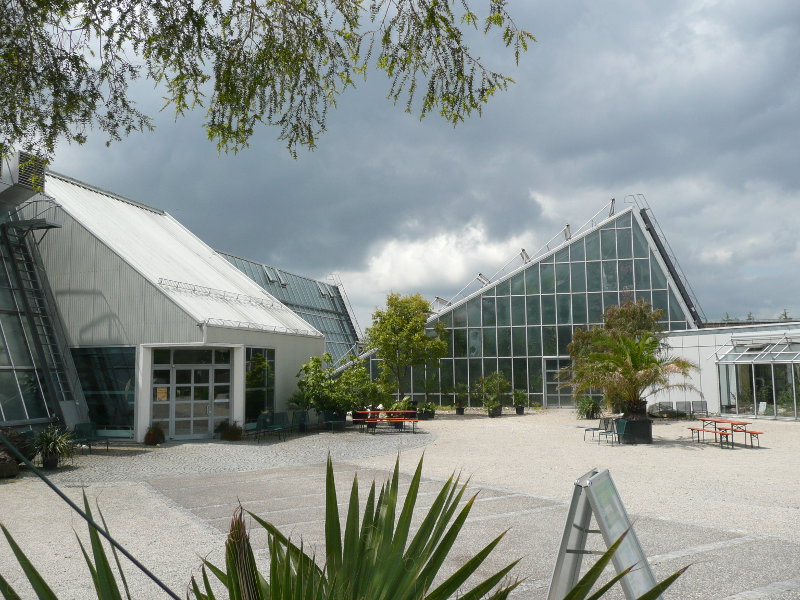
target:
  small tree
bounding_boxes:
[365,293,447,402]
[297,353,338,412]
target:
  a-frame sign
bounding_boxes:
[547,468,662,600]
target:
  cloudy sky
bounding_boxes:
[50,0,800,331]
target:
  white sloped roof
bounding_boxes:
[45,172,322,338]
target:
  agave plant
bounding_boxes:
[192,455,521,599]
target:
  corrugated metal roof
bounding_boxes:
[45,172,322,339]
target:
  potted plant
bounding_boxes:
[512,389,527,415]
[34,425,74,469]
[419,402,437,420]
[576,395,603,420]
[144,424,165,446]
[453,384,468,415]
[475,371,510,418]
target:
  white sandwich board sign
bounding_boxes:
[547,468,661,600]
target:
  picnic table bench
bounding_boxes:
[688,427,733,448]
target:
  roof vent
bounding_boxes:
[0,150,47,211]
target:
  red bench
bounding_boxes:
[688,427,732,448]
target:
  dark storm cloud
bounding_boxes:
[51,1,800,325]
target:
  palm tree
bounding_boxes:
[565,330,699,419]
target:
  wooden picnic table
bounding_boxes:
[698,417,752,446]
[353,410,419,434]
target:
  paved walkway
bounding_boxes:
[2,411,800,599]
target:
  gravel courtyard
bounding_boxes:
[2,410,799,599]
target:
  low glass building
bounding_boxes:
[716,333,800,417]
[367,202,704,407]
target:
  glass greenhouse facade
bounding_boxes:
[368,206,702,407]
[220,251,361,364]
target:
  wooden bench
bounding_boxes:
[745,430,764,448]
[688,427,732,448]
[365,418,419,434]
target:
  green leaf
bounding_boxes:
[0,524,59,600]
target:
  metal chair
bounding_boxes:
[583,419,604,441]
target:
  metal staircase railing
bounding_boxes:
[1,218,73,421]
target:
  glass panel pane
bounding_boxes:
[570,262,586,293]
[527,327,542,355]
[176,369,191,384]
[214,349,230,364]
[585,231,600,260]
[512,327,526,355]
[526,295,541,325]
[497,328,511,356]
[541,295,556,325]
[618,260,633,289]
[525,265,540,294]
[540,264,555,294]
[632,221,649,257]
[153,349,170,364]
[601,229,617,259]
[495,279,510,296]
[570,239,585,261]
[214,385,230,400]
[511,296,526,325]
[542,327,557,355]
[452,304,467,328]
[557,294,571,324]
[602,261,618,291]
[214,401,230,417]
[194,369,209,384]
[572,293,588,324]
[0,313,32,366]
[152,403,170,419]
[510,273,525,295]
[603,292,620,312]
[215,368,230,383]
[0,371,25,420]
[586,262,602,292]
[774,364,794,417]
[175,402,191,418]
[555,247,570,263]
[153,370,170,384]
[555,263,570,292]
[651,252,668,288]
[174,420,192,435]
[496,296,510,327]
[513,358,527,391]
[194,386,210,401]
[587,293,603,323]
[634,259,650,289]
[481,297,496,327]
[668,288,685,321]
[173,349,213,364]
[468,329,482,357]
[467,298,481,326]
[616,228,632,259]
[482,328,497,356]
[453,329,467,357]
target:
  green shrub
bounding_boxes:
[33,425,74,465]
[576,396,603,420]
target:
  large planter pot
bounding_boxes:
[487,405,502,418]
[618,418,653,444]
[515,406,525,415]
[42,455,59,470]
[455,407,465,415]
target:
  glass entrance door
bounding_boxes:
[151,349,231,440]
